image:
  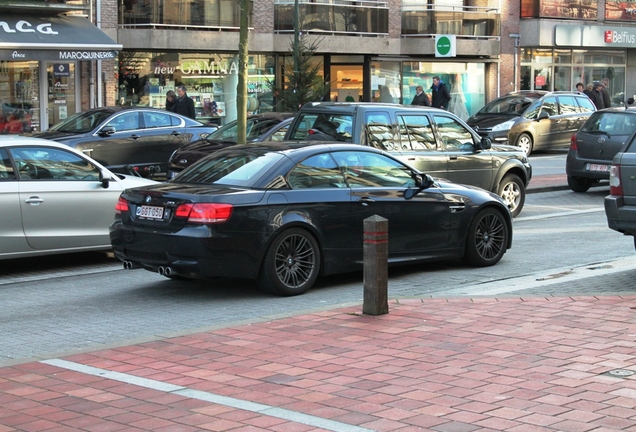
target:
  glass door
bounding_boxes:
[47,63,76,129]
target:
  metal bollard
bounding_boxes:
[362,215,388,315]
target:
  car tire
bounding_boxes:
[567,175,592,193]
[516,133,533,156]
[498,173,525,218]
[257,228,321,296]
[463,208,509,267]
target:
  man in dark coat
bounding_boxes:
[600,79,612,109]
[174,85,196,119]
[585,82,605,109]
[430,76,451,110]
[411,85,430,106]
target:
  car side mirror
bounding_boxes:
[99,126,116,136]
[99,169,112,188]
[404,173,435,200]
[537,111,550,120]
[478,137,492,150]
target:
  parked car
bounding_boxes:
[0,135,155,259]
[284,102,531,217]
[167,112,294,178]
[605,134,636,251]
[33,106,218,177]
[566,107,636,192]
[467,91,596,155]
[111,143,513,296]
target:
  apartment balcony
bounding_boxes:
[402,3,500,39]
[0,0,89,15]
[274,0,389,36]
[119,0,251,30]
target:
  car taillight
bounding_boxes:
[174,203,233,223]
[609,164,623,196]
[570,134,578,151]
[115,197,129,214]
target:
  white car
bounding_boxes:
[0,135,155,259]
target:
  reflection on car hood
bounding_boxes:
[467,113,520,129]
[489,143,526,153]
[117,174,158,187]
[33,130,82,141]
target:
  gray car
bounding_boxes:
[467,91,596,155]
[566,108,636,192]
[285,102,532,217]
[0,136,155,259]
[605,134,636,252]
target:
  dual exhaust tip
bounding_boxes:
[122,261,174,277]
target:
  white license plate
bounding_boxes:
[136,205,164,220]
[587,163,610,172]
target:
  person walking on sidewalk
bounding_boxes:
[411,85,430,106]
[174,85,196,120]
[430,76,451,110]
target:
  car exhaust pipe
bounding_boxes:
[164,266,172,276]
[123,260,132,270]
[158,266,165,275]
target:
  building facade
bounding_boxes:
[2,0,635,132]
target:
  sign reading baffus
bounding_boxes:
[435,34,456,58]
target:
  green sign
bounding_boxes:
[435,35,456,57]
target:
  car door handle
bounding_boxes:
[171,131,181,136]
[357,197,375,206]
[130,134,140,139]
[25,196,44,205]
[449,155,458,160]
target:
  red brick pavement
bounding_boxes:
[2,296,636,431]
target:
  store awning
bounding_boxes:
[0,15,122,61]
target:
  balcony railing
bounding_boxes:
[119,0,251,30]
[402,3,500,39]
[274,0,389,36]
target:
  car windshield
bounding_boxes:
[287,113,354,141]
[207,117,284,143]
[581,112,636,135]
[478,95,538,115]
[49,110,113,133]
[172,147,285,187]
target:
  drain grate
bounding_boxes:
[603,369,636,378]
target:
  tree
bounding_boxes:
[270,35,330,112]
[236,0,250,144]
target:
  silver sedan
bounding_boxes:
[0,135,155,259]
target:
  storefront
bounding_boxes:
[0,15,121,133]
[519,23,631,106]
[117,51,275,126]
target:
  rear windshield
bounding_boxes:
[207,117,285,143]
[581,112,636,135]
[287,113,354,142]
[172,147,285,187]
[49,110,113,133]
[477,95,538,115]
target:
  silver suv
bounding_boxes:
[285,102,532,217]
[605,135,636,251]
[467,91,596,155]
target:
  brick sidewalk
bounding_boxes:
[2,295,636,431]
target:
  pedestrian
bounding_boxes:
[430,76,451,110]
[584,82,604,109]
[410,85,430,106]
[575,82,584,92]
[165,90,177,112]
[174,85,196,119]
[600,79,612,108]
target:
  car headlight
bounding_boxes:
[491,120,515,132]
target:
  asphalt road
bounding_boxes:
[1,181,634,366]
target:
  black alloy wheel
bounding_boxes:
[257,228,321,296]
[463,208,509,267]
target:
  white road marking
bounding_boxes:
[41,358,376,432]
